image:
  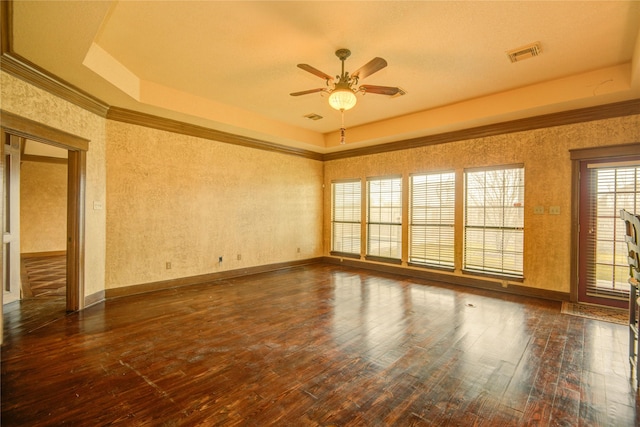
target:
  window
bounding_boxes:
[410,172,455,268]
[464,166,524,277]
[331,180,361,255]
[367,176,402,261]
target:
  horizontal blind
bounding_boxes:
[410,172,455,267]
[332,180,361,254]
[464,167,524,277]
[585,165,639,300]
[367,177,402,259]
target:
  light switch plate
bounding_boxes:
[534,206,544,215]
[549,206,560,215]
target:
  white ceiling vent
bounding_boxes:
[506,42,542,63]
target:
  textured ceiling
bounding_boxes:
[8,1,640,153]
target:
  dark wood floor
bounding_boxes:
[2,263,639,426]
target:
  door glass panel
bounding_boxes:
[579,159,640,307]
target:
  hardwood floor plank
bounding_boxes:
[2,264,638,425]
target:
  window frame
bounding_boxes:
[365,175,403,264]
[409,170,455,270]
[330,179,362,258]
[463,164,525,279]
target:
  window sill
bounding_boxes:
[408,262,455,273]
[365,255,402,265]
[462,269,524,283]
[329,251,361,260]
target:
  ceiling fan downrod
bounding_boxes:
[335,48,355,86]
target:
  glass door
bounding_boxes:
[578,157,640,308]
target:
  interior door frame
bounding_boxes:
[0,110,88,314]
[570,142,640,303]
[3,133,22,304]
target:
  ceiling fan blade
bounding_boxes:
[352,57,387,79]
[360,85,401,96]
[297,64,333,81]
[290,88,327,96]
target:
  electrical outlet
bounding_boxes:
[533,206,544,215]
[218,256,223,263]
[166,262,171,270]
[237,254,241,261]
[549,206,561,215]
[297,247,301,253]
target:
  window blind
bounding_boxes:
[410,172,455,267]
[331,180,361,255]
[367,177,402,260]
[584,164,639,300]
[464,167,524,277]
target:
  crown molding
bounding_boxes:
[107,107,324,161]
[0,47,321,160]
[0,0,108,117]
[0,0,321,161]
[0,53,110,117]
[322,99,640,161]
[2,0,638,163]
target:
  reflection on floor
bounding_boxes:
[3,255,68,338]
[2,264,638,425]
[21,255,66,298]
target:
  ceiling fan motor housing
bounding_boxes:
[335,48,351,61]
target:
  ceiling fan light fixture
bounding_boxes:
[292,48,400,116]
[328,87,357,111]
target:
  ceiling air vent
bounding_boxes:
[304,113,323,121]
[506,42,542,63]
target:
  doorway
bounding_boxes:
[18,139,69,301]
[577,152,640,308]
[0,111,88,323]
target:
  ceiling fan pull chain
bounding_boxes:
[340,110,346,145]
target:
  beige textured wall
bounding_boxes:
[1,71,107,297]
[20,161,67,253]
[105,120,323,289]
[324,115,640,293]
[3,68,638,298]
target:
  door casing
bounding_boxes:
[0,110,89,342]
[570,143,640,305]
[3,134,21,304]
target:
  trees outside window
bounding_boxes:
[464,166,524,277]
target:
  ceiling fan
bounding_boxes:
[290,48,402,112]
